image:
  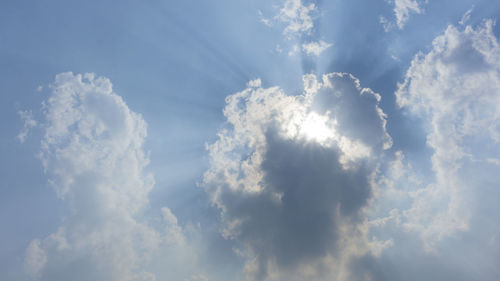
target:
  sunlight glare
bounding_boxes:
[299,112,335,144]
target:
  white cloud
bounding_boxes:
[288,44,299,56]
[301,40,332,56]
[396,20,500,248]
[203,72,392,280]
[17,110,37,143]
[385,0,425,29]
[277,0,316,37]
[459,6,474,26]
[258,10,272,27]
[275,44,283,53]
[267,0,333,56]
[379,16,394,32]
[247,78,262,88]
[23,72,182,281]
[24,239,47,278]
[162,207,185,245]
[185,274,209,281]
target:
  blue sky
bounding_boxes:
[2,0,500,280]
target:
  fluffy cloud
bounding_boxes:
[203,73,392,280]
[396,20,500,248]
[301,40,333,56]
[383,0,425,30]
[23,73,182,281]
[263,0,332,57]
[277,0,316,37]
[395,0,423,28]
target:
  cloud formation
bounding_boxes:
[24,73,182,281]
[17,110,37,143]
[394,0,423,28]
[203,73,392,280]
[396,19,500,247]
[262,0,332,57]
[301,40,333,56]
[382,0,425,30]
[277,0,316,37]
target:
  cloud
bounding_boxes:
[277,0,316,37]
[263,0,333,57]
[162,207,185,245]
[301,40,333,56]
[203,73,392,280]
[258,10,272,27]
[459,6,474,26]
[185,274,209,281]
[396,20,500,248]
[23,72,183,281]
[24,240,47,278]
[17,110,37,143]
[379,16,394,32]
[385,0,425,30]
[288,44,299,56]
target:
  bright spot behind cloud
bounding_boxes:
[298,112,335,143]
[203,72,392,280]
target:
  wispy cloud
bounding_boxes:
[17,110,37,143]
[302,40,333,56]
[459,6,474,26]
[277,0,316,37]
[271,0,333,56]
[383,0,426,30]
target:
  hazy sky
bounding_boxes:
[2,0,500,280]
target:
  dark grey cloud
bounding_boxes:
[203,74,392,280]
[219,131,371,279]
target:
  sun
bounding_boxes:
[298,112,335,144]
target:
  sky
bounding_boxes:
[1,0,500,280]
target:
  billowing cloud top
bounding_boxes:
[5,1,500,281]
[203,73,392,280]
[24,73,185,281]
[395,20,500,247]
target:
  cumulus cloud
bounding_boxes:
[301,40,333,56]
[277,0,316,37]
[203,73,392,280]
[23,73,183,281]
[396,20,500,248]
